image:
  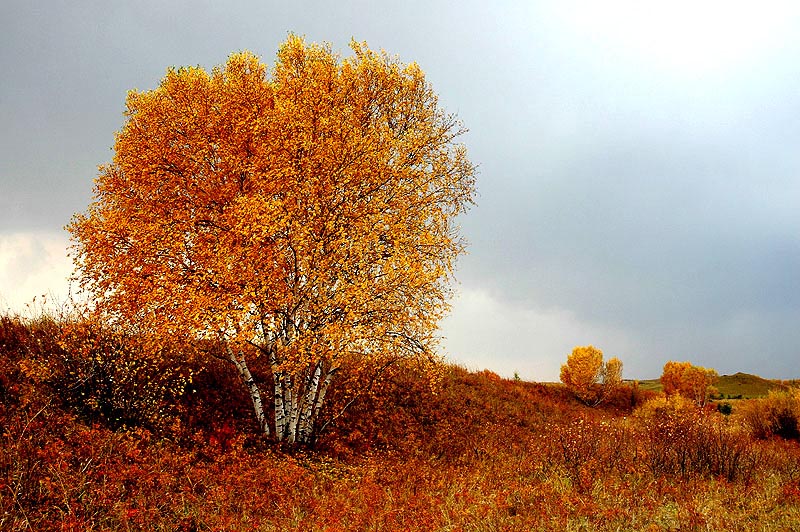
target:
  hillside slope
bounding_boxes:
[2,315,800,530]
[636,372,792,399]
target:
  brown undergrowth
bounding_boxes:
[2,314,799,530]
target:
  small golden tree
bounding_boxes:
[560,345,622,406]
[660,361,718,407]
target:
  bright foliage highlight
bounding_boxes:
[660,360,719,406]
[68,36,475,443]
[560,345,622,406]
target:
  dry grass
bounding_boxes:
[2,314,800,531]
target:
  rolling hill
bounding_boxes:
[635,372,795,399]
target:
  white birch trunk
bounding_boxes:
[225,344,270,437]
[298,366,334,444]
[273,372,286,440]
[296,363,322,443]
[284,374,299,443]
[285,367,307,444]
[310,369,334,429]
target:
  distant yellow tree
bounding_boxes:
[560,345,622,406]
[660,361,718,407]
[605,357,623,388]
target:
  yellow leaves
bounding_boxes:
[560,345,623,406]
[660,361,718,406]
[18,357,51,384]
[605,357,623,388]
[561,345,603,388]
[220,50,267,81]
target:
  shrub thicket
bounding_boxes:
[2,314,800,530]
[740,388,800,440]
[633,395,760,482]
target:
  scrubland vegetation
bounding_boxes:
[3,313,800,531]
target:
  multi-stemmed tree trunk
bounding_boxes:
[69,36,475,444]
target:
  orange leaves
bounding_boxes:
[561,346,604,390]
[605,357,623,388]
[68,36,475,443]
[4,317,800,532]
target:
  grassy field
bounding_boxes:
[2,314,800,530]
[715,372,797,399]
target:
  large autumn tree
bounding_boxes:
[69,36,476,444]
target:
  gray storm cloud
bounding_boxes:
[2,0,798,379]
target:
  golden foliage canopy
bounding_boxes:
[69,36,475,443]
[660,361,718,406]
[559,345,622,406]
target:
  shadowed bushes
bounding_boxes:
[6,316,192,435]
[633,395,761,482]
[740,388,800,440]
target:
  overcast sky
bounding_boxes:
[2,1,799,380]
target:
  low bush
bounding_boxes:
[740,388,800,440]
[546,417,636,492]
[633,395,760,482]
[9,317,192,435]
